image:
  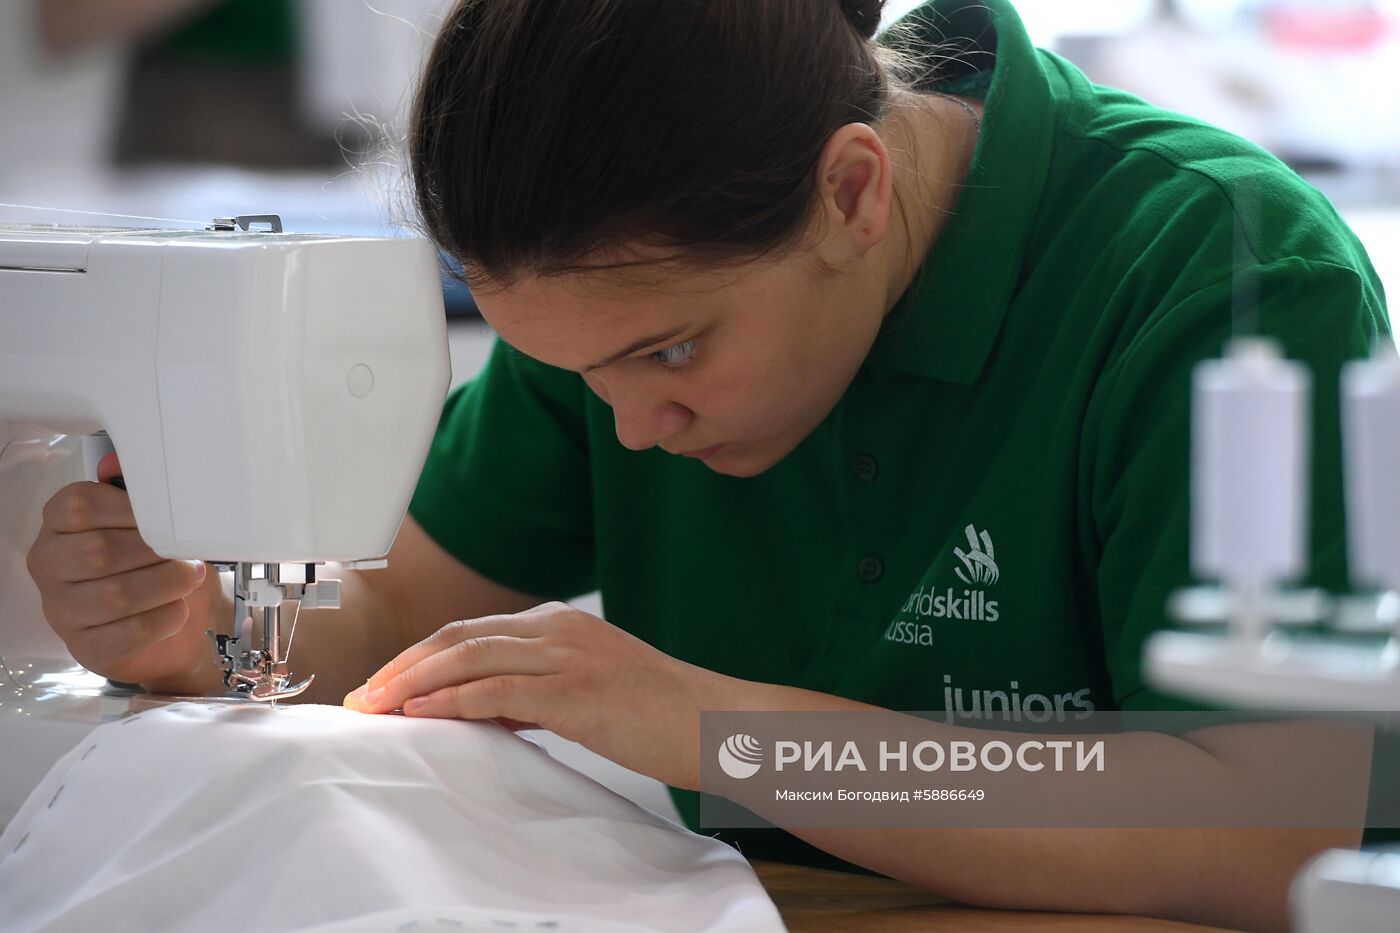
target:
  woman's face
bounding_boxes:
[469,110,973,476]
[477,247,888,477]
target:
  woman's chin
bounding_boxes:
[700,443,786,478]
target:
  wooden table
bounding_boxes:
[751,861,1242,932]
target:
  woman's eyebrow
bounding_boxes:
[582,325,690,371]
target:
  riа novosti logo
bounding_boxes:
[717,733,764,779]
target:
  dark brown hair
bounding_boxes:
[409,0,893,287]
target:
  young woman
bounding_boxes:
[29,0,1389,929]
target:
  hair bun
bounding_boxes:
[839,0,884,39]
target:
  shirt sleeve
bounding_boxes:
[407,336,597,601]
[1089,257,1387,713]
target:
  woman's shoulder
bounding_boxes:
[1026,64,1376,310]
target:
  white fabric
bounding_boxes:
[0,703,784,933]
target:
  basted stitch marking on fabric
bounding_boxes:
[80,745,96,760]
[46,785,63,809]
[12,832,28,854]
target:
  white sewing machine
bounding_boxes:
[0,216,450,827]
[1144,338,1400,933]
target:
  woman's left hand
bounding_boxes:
[344,602,724,789]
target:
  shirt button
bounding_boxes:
[857,555,884,583]
[853,453,879,482]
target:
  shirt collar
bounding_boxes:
[865,0,1060,385]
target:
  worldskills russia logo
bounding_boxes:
[717,734,764,780]
[953,524,999,586]
[887,524,1000,645]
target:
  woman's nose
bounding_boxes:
[583,370,693,451]
[611,397,692,451]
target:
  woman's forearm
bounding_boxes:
[789,824,1352,932]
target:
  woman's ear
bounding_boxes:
[814,123,894,261]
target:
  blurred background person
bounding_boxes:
[2,0,1395,309]
[0,0,449,254]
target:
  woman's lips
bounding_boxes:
[681,444,723,460]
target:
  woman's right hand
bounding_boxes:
[23,452,226,692]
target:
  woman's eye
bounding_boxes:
[651,339,696,368]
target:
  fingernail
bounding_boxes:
[404,697,428,713]
[364,686,385,708]
[194,562,207,582]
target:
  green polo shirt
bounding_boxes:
[408,0,1391,859]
